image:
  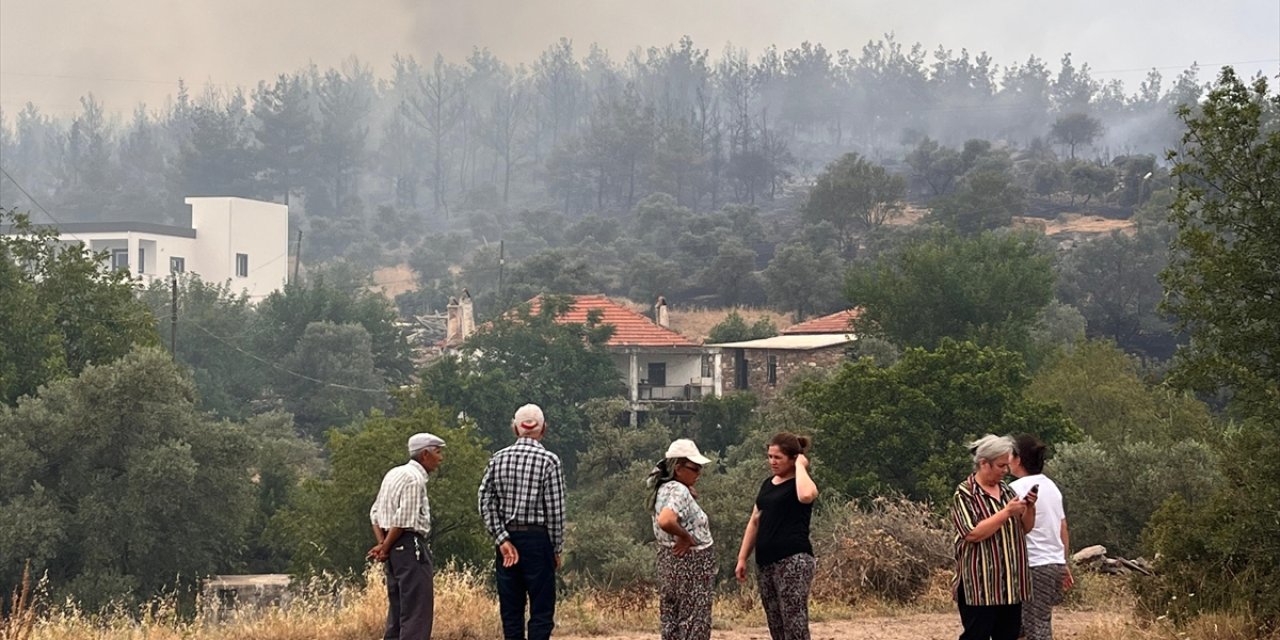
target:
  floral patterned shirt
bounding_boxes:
[653,481,713,551]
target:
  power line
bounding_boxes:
[187,321,390,394]
[0,166,84,242]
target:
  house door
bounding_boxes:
[734,349,749,390]
[647,362,667,387]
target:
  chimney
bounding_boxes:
[445,297,461,345]
[655,295,670,328]
[460,295,475,339]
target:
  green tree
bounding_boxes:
[1161,68,1280,406]
[795,339,1077,504]
[1027,340,1217,446]
[272,405,491,574]
[1050,112,1103,160]
[802,152,906,252]
[1056,227,1177,359]
[140,275,266,420]
[0,348,255,609]
[707,310,778,343]
[763,243,843,321]
[1140,421,1280,627]
[277,322,388,438]
[1141,68,1280,629]
[905,137,962,196]
[928,169,1026,234]
[699,239,761,306]
[1053,437,1220,558]
[1065,161,1116,206]
[845,231,1054,351]
[415,296,625,464]
[1,209,159,405]
[254,271,413,385]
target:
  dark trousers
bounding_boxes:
[496,530,556,640]
[957,587,1021,640]
[385,534,434,640]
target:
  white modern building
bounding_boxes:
[46,197,289,299]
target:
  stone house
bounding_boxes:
[710,309,859,401]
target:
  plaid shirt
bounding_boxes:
[370,459,431,536]
[477,438,567,553]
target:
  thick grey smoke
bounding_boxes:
[1,0,1276,115]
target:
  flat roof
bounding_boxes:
[44,222,197,238]
[707,334,856,350]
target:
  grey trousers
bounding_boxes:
[384,534,434,640]
[1022,564,1066,640]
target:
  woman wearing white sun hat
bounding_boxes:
[647,438,715,640]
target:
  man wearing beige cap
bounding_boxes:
[370,432,445,640]
[478,404,566,640]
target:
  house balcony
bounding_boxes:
[637,382,708,402]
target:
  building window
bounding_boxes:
[138,247,146,274]
[170,257,186,274]
[647,362,667,387]
[111,249,129,271]
[701,354,714,378]
[235,253,249,277]
[767,354,778,386]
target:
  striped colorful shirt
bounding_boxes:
[370,459,431,536]
[949,474,1030,605]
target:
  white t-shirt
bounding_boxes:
[1011,474,1067,567]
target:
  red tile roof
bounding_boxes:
[526,294,700,348]
[782,308,861,335]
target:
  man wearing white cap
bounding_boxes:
[477,403,566,640]
[369,432,445,640]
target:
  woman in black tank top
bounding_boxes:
[734,432,819,640]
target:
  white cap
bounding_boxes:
[664,438,711,465]
[408,432,446,455]
[512,404,545,434]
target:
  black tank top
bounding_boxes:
[754,476,813,567]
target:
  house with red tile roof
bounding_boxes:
[453,294,722,424]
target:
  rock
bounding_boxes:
[1072,545,1108,564]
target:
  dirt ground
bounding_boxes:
[559,610,1123,640]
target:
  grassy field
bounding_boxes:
[4,564,1273,640]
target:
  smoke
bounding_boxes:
[1,0,1276,116]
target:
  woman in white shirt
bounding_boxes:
[647,439,715,640]
[1010,434,1074,640]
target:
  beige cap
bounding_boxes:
[664,438,711,465]
[512,404,545,434]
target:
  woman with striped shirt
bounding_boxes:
[949,434,1037,640]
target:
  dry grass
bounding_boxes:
[370,263,418,299]
[11,561,1273,640]
[668,306,793,342]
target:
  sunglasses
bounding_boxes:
[682,463,703,473]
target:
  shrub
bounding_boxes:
[811,497,952,604]
[1137,422,1280,631]
[1052,438,1220,557]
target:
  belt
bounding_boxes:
[506,523,547,533]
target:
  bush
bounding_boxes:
[1137,422,1280,631]
[1052,438,1220,558]
[811,497,952,604]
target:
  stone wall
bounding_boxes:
[719,344,849,401]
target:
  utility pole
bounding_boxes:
[170,274,178,359]
[292,228,303,286]
[498,239,505,300]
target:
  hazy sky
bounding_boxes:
[1,0,1278,117]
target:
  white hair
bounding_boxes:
[968,434,1014,468]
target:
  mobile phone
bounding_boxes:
[1028,484,1040,497]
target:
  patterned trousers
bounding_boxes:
[1022,564,1066,640]
[758,553,815,640]
[657,545,716,640]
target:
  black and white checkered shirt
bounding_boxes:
[477,437,567,553]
